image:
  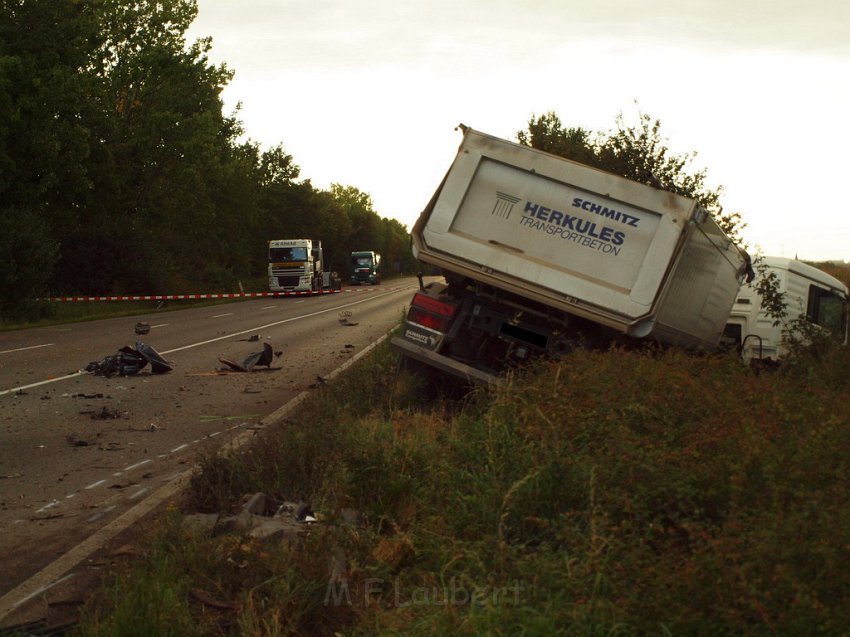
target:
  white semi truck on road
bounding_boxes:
[268,239,341,294]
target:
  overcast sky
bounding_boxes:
[185,0,850,261]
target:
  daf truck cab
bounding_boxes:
[268,239,340,293]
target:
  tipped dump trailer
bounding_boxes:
[391,125,752,384]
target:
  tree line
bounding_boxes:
[2,0,754,323]
[0,0,418,320]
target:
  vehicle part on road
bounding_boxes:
[134,342,173,374]
[338,310,359,326]
[218,343,281,372]
[84,342,173,377]
[134,322,150,335]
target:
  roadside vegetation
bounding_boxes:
[74,333,850,636]
[0,291,265,332]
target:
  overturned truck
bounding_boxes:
[392,125,753,385]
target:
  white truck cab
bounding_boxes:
[268,239,340,293]
[724,256,848,362]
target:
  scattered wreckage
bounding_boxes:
[85,342,173,377]
[84,337,285,378]
[218,342,282,372]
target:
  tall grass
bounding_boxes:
[75,343,850,636]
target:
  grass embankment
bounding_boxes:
[0,299,245,332]
[75,342,850,636]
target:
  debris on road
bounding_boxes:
[79,406,124,420]
[65,434,93,447]
[134,321,150,335]
[338,310,359,326]
[84,342,173,377]
[218,342,281,372]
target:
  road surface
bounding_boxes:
[0,279,420,626]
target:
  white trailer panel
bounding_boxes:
[412,127,750,348]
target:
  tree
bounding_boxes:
[44,0,249,294]
[0,208,57,319]
[0,0,100,309]
[260,144,300,187]
[516,112,598,166]
[0,0,414,314]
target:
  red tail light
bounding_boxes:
[408,293,458,333]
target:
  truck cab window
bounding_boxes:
[269,247,307,262]
[807,286,847,335]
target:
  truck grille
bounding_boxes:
[277,275,300,287]
[271,265,305,276]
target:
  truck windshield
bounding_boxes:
[352,256,372,267]
[269,247,308,262]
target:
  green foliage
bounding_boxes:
[0,0,414,320]
[78,342,850,635]
[76,516,200,636]
[515,112,599,167]
[0,207,58,320]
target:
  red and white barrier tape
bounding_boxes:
[38,289,381,302]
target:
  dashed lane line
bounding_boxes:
[0,287,411,397]
[0,344,54,355]
[0,331,391,622]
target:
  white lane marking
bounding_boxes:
[151,323,168,329]
[123,459,152,472]
[8,573,76,610]
[161,290,402,355]
[35,500,60,514]
[85,479,107,490]
[170,444,188,453]
[86,505,116,523]
[212,312,234,318]
[0,330,396,619]
[128,488,149,500]
[0,371,84,397]
[261,305,277,310]
[0,343,54,355]
[0,287,411,396]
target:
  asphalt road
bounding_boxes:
[0,278,421,624]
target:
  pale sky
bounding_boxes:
[186,0,850,262]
